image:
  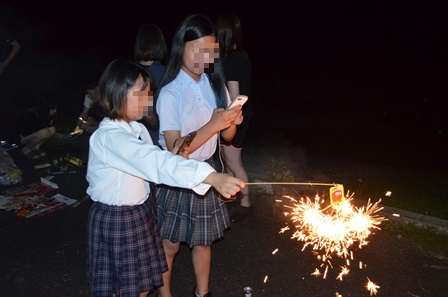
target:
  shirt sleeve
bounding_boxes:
[156,88,182,132]
[93,128,215,194]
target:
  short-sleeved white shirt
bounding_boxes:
[157,70,229,161]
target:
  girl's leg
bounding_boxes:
[20,126,56,154]
[192,245,211,296]
[20,133,41,155]
[222,145,250,206]
[157,239,180,297]
[32,126,56,151]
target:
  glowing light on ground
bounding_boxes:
[279,193,386,295]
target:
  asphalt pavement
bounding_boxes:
[1,131,448,297]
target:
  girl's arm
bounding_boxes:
[203,172,245,199]
[163,106,243,153]
[226,80,240,103]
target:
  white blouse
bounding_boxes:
[86,118,215,206]
[157,70,230,161]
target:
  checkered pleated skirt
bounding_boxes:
[87,197,167,297]
[155,159,231,247]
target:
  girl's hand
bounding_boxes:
[204,172,245,199]
[209,106,242,131]
[230,112,243,125]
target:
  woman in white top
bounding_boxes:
[155,14,243,297]
[86,59,244,297]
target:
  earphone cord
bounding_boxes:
[217,131,224,173]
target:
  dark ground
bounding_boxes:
[1,1,448,295]
[1,119,448,296]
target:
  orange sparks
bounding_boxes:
[336,266,350,281]
[282,195,386,261]
[366,277,380,295]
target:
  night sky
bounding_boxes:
[3,0,446,102]
[1,0,446,167]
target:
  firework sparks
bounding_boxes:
[366,277,380,296]
[336,266,350,281]
[263,275,268,283]
[283,195,385,259]
[311,268,321,277]
[281,193,386,294]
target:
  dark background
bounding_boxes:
[1,0,447,170]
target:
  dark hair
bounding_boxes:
[216,12,246,59]
[156,14,227,109]
[99,59,154,121]
[40,97,57,111]
[134,24,168,63]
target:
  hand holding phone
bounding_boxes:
[176,131,197,156]
[228,95,248,109]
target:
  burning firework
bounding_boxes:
[279,193,386,295]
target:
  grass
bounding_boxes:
[343,171,448,220]
[383,220,448,258]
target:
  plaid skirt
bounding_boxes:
[87,197,167,297]
[155,159,231,247]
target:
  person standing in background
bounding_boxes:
[216,12,254,223]
[155,14,243,297]
[74,81,102,135]
[0,24,21,143]
[0,25,20,76]
[134,23,168,146]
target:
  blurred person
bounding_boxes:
[86,59,244,297]
[19,99,57,160]
[134,23,168,145]
[155,14,243,297]
[0,24,21,143]
[216,12,254,222]
[0,24,20,75]
[73,81,102,136]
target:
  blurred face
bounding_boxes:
[125,75,153,121]
[182,35,219,80]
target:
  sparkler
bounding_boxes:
[246,182,338,187]
[248,180,386,295]
[278,190,386,295]
[280,193,386,257]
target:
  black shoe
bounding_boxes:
[231,205,254,223]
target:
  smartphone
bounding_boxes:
[228,95,248,109]
[176,131,197,155]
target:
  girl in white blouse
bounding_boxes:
[155,14,243,297]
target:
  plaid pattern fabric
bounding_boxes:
[87,197,167,297]
[155,159,231,247]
